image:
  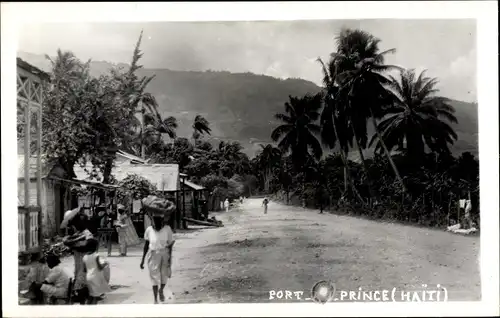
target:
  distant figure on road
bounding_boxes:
[239,196,243,204]
[262,197,269,214]
[224,198,230,212]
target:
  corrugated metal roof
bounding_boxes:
[18,155,54,180]
[73,162,180,192]
[183,180,205,191]
[116,150,148,163]
[17,58,51,81]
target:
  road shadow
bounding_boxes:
[198,274,269,302]
[202,237,280,251]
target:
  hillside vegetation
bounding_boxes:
[17,51,478,158]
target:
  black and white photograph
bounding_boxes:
[2,1,498,317]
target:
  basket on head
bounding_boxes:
[142,195,176,219]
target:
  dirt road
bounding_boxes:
[61,198,480,303]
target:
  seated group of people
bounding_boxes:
[24,209,111,305]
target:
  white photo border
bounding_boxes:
[1,1,498,317]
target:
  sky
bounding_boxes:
[18,19,477,102]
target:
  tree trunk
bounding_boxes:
[301,170,306,208]
[343,165,348,194]
[351,124,376,204]
[140,104,146,160]
[369,108,407,196]
[327,109,365,206]
[102,157,114,184]
[447,196,451,225]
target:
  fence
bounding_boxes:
[18,207,41,253]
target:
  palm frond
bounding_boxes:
[271,124,293,142]
[274,113,292,124]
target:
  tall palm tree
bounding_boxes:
[121,30,176,159]
[271,94,323,205]
[333,28,407,195]
[317,57,364,202]
[256,144,282,192]
[369,69,458,159]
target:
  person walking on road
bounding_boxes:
[140,209,176,304]
[224,198,230,212]
[262,197,269,214]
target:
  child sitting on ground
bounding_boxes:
[33,253,71,304]
[21,254,50,304]
[83,238,111,304]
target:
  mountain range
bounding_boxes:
[17,51,478,159]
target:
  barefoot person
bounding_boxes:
[83,238,112,304]
[61,208,94,304]
[140,208,176,304]
[262,197,269,214]
[115,204,140,256]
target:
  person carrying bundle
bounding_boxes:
[140,196,176,304]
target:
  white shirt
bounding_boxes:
[224,200,229,207]
[459,199,466,208]
[144,225,174,250]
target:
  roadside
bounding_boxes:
[22,198,480,304]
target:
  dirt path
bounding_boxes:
[59,198,480,303]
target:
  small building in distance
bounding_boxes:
[181,178,208,220]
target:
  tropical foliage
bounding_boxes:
[31,27,479,228]
[257,28,478,228]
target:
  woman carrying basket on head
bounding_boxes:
[140,197,176,304]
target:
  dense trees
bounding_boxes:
[257,28,479,228]
[33,26,478,228]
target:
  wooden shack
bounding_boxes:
[181,179,208,220]
[74,160,181,233]
[17,58,50,255]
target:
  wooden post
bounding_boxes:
[36,104,43,247]
[181,177,187,229]
[24,103,30,208]
[24,210,30,250]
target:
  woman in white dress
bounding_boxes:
[83,238,112,304]
[140,214,175,304]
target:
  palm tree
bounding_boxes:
[317,57,362,201]
[141,112,177,151]
[122,30,177,160]
[192,115,211,138]
[333,28,407,196]
[271,94,323,165]
[271,94,323,206]
[256,144,282,193]
[369,69,458,159]
[216,141,250,177]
